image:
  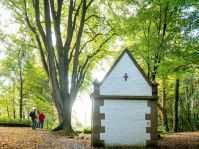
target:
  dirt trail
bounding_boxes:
[158,132,199,149]
[0,127,199,149]
[0,127,90,149]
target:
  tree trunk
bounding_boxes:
[56,103,63,123]
[51,89,63,123]
[173,78,179,132]
[7,107,10,117]
[53,99,73,132]
[162,109,169,131]
[186,86,191,123]
[53,95,77,135]
[181,116,184,131]
[62,100,73,130]
[13,108,16,119]
[161,80,169,131]
[12,96,16,118]
[27,109,30,120]
[19,64,23,118]
[158,103,169,131]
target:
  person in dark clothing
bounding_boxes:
[30,108,37,129]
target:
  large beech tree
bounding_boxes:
[3,0,115,131]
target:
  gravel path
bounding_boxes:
[0,127,90,149]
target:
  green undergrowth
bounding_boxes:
[0,116,31,126]
[73,127,92,135]
[58,126,91,137]
[158,130,173,134]
[158,126,173,135]
[83,127,91,134]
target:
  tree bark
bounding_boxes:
[158,103,169,131]
[53,95,77,133]
[186,86,191,122]
[162,79,169,131]
[173,78,179,132]
[19,59,23,118]
[7,107,10,118]
[62,99,73,130]
[13,108,16,119]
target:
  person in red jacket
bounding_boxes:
[38,112,45,129]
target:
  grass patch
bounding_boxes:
[83,127,91,134]
[0,116,31,126]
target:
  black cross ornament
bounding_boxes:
[123,73,128,81]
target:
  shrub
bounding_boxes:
[83,127,91,134]
[0,116,31,126]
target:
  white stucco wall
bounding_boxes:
[100,53,152,96]
[100,100,151,147]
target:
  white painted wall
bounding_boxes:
[100,53,152,96]
[100,100,151,147]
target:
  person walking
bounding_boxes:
[38,112,45,129]
[30,108,37,130]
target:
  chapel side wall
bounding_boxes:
[92,98,105,146]
[92,82,105,147]
[146,82,159,147]
[146,100,158,147]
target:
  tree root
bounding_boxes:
[52,122,63,131]
[59,128,78,137]
[53,122,78,137]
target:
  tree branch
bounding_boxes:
[36,35,49,76]
[70,0,87,99]
[23,0,37,34]
[9,0,24,14]
[80,33,104,52]
[85,14,102,22]
[86,0,94,9]
[43,0,60,89]
[50,0,56,21]
[72,1,82,30]
[50,0,63,63]
[69,43,76,63]
[57,0,63,19]
[77,33,115,88]
[23,0,49,75]
[162,1,169,37]
[34,0,46,46]
[64,0,74,50]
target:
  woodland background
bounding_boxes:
[0,0,198,133]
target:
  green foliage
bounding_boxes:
[158,126,173,134]
[83,126,91,134]
[0,22,55,124]
[0,0,199,133]
[111,0,199,132]
[44,113,58,130]
[0,115,30,125]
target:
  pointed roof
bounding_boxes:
[99,48,152,86]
